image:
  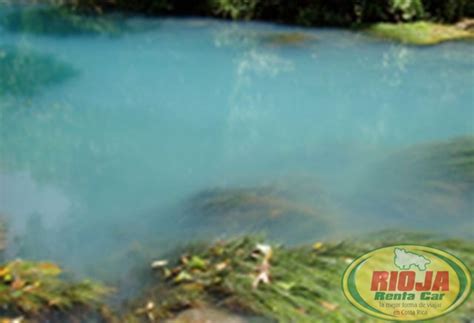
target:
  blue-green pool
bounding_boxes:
[0,7,473,283]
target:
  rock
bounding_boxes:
[166,308,247,323]
[456,18,474,31]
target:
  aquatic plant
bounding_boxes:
[186,177,340,240]
[0,260,111,320]
[212,28,315,49]
[126,232,474,322]
[0,7,126,36]
[360,136,474,218]
[0,47,77,97]
[191,187,325,219]
[260,32,316,47]
[365,21,474,45]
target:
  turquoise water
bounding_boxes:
[0,8,473,284]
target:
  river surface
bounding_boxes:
[0,6,473,285]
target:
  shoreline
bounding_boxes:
[2,231,473,322]
[1,4,473,46]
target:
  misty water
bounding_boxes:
[0,7,473,286]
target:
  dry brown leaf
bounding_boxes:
[321,301,338,311]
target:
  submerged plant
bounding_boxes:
[126,232,474,322]
[260,32,316,47]
[186,176,340,240]
[359,136,474,219]
[0,7,126,37]
[0,260,111,320]
[0,47,77,97]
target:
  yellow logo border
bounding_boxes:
[341,244,472,321]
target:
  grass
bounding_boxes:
[125,232,474,322]
[0,260,112,320]
[0,227,471,322]
[365,21,474,45]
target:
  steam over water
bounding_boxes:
[0,8,473,283]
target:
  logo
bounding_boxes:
[342,245,471,321]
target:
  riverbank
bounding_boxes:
[127,233,474,322]
[2,2,474,46]
[1,3,473,322]
[62,0,474,25]
[2,231,472,322]
[365,20,474,45]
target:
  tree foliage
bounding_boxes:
[49,0,474,25]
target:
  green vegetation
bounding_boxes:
[0,213,471,322]
[187,177,340,239]
[125,232,474,322]
[0,222,112,321]
[1,1,473,45]
[1,0,469,25]
[1,231,472,322]
[190,186,324,218]
[59,0,473,25]
[211,0,260,20]
[422,0,474,22]
[390,0,425,21]
[0,260,111,320]
[365,21,474,45]
[0,47,77,97]
[361,136,474,218]
[66,0,173,15]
